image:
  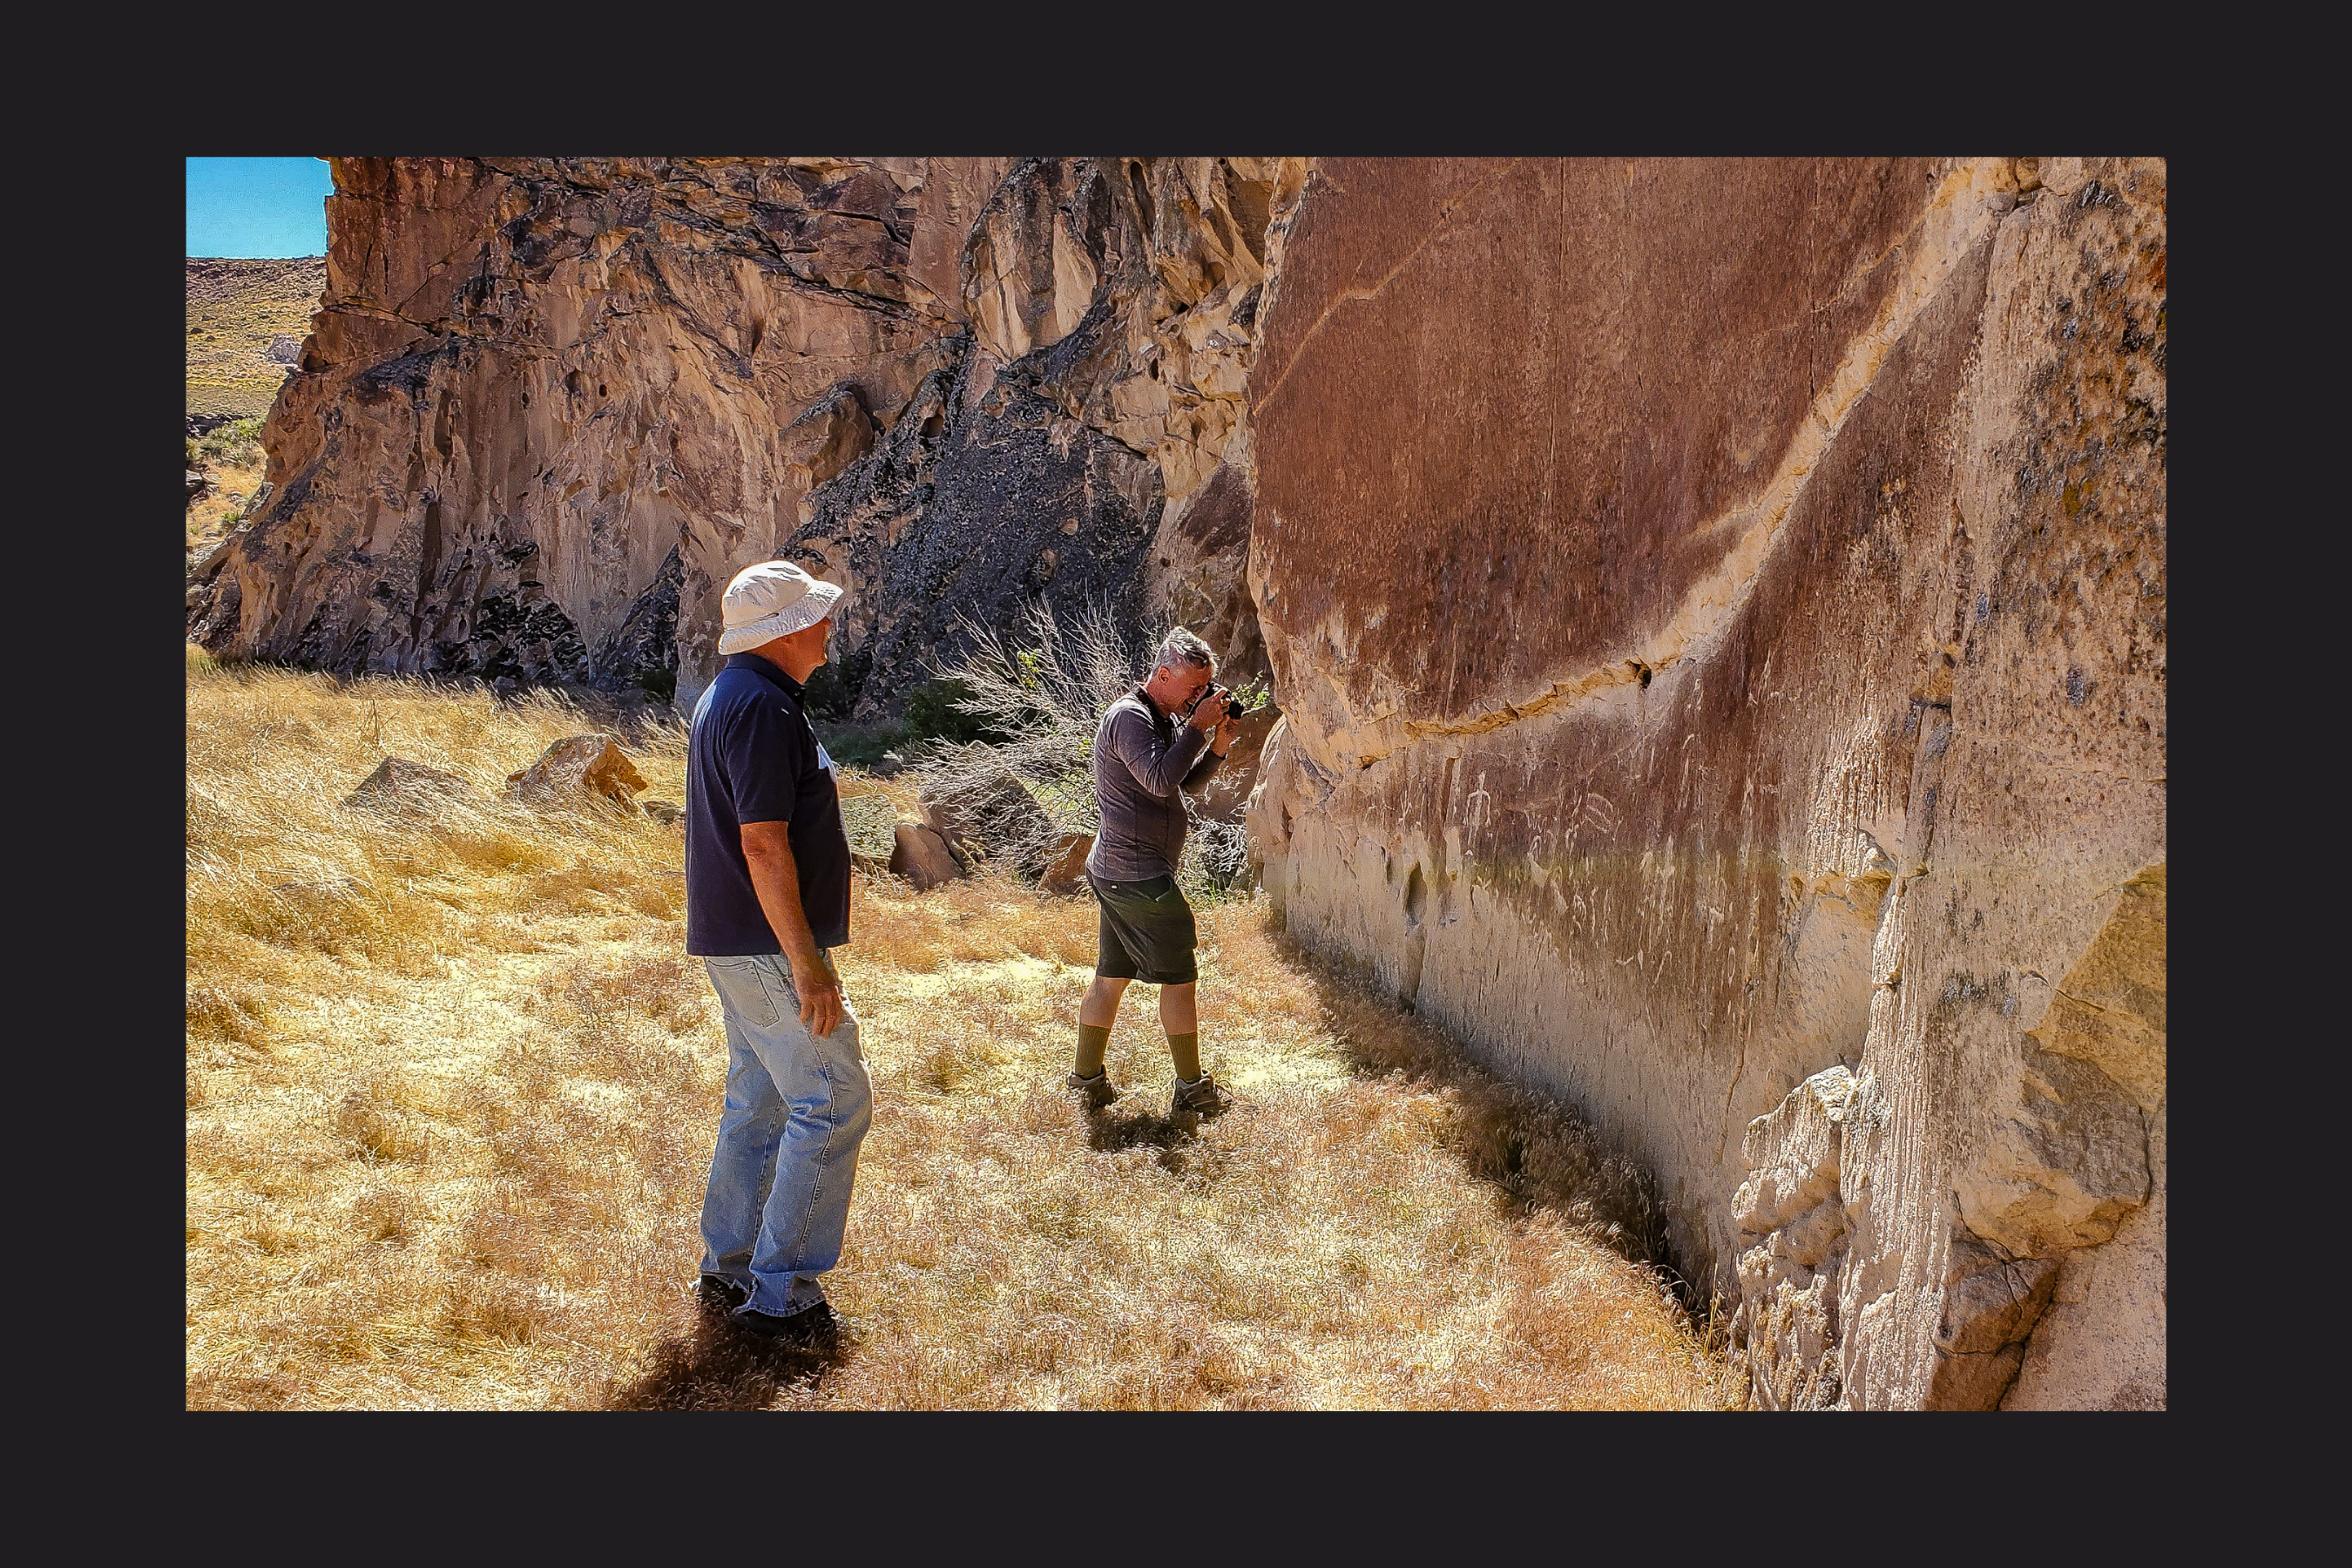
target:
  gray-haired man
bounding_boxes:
[1068,626,1240,1118]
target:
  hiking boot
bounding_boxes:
[694,1274,749,1313]
[733,1300,841,1351]
[1066,1070,1119,1111]
[1168,1072,1232,1120]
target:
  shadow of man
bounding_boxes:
[605,1298,851,1410]
[1083,1097,1237,1177]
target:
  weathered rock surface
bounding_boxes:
[187,157,1307,729]
[342,756,476,812]
[1040,831,1094,896]
[507,733,646,808]
[1244,157,2165,1409]
[888,821,963,891]
[919,769,1057,877]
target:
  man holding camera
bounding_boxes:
[1068,626,1241,1119]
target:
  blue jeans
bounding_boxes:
[698,954,873,1315]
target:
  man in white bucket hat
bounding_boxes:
[683,558,867,1348]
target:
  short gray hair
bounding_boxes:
[1152,626,1214,674]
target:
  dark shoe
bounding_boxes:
[733,1300,841,1351]
[694,1274,749,1313]
[1066,1070,1119,1111]
[1169,1071,1231,1119]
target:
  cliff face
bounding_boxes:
[1244,158,2165,1409]
[187,157,1305,713]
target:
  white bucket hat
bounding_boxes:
[718,559,845,655]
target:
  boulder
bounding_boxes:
[918,769,1057,875]
[888,821,963,892]
[1039,832,1094,896]
[186,469,209,504]
[341,756,476,813]
[640,798,683,826]
[505,734,646,808]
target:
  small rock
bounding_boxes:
[342,757,476,813]
[641,798,684,825]
[507,733,648,808]
[1040,832,1094,896]
[186,470,209,504]
[889,821,963,891]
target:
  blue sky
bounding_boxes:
[187,158,333,257]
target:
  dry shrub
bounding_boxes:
[187,658,1733,1409]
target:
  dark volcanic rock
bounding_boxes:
[186,157,1310,720]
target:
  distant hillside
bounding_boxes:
[186,257,325,418]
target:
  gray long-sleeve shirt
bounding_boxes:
[1085,686,1223,882]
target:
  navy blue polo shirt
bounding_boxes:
[684,653,851,955]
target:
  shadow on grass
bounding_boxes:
[1266,929,1679,1277]
[604,1301,850,1410]
[1083,1099,1230,1178]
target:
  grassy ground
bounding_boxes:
[186,652,1739,1410]
[186,257,323,420]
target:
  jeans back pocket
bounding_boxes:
[706,956,780,1027]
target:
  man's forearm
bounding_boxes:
[1125,716,1209,797]
[745,834,832,979]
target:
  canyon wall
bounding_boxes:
[186,157,1305,717]
[1244,157,2165,1409]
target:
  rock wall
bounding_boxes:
[187,157,1307,716]
[1244,157,2165,1409]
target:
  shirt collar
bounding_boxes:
[727,652,805,700]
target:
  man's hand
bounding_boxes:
[1186,686,1227,733]
[1210,711,1239,756]
[791,950,845,1037]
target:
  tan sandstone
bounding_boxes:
[1244,157,2166,1409]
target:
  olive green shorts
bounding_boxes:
[1088,872,1198,985]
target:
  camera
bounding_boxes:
[1186,685,1239,725]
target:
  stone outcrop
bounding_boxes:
[1040,832,1094,896]
[187,157,1306,724]
[506,734,646,808]
[1244,157,2165,1409]
[918,769,1057,878]
[341,756,476,813]
[889,821,964,891]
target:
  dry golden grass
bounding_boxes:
[186,653,1740,1410]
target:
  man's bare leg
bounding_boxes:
[1159,981,1200,1081]
[1075,975,1129,1078]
